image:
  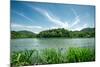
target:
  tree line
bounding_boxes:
[11,28,95,39]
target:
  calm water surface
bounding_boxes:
[11,38,95,52]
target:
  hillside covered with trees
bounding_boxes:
[11,28,95,39]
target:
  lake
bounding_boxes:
[11,38,95,52]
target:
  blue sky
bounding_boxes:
[11,1,95,33]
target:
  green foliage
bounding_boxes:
[11,48,95,66]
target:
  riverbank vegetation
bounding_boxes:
[11,47,95,67]
[11,28,95,39]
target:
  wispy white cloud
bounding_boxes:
[71,24,88,31]
[11,23,42,29]
[71,8,79,18]
[26,5,86,31]
[70,9,89,31]
[11,23,43,33]
[70,8,80,28]
[34,7,82,31]
[13,11,33,23]
[34,7,69,29]
[70,18,80,27]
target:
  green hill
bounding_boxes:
[37,28,70,38]
[11,30,36,39]
[81,28,95,32]
[70,28,95,38]
[37,28,95,38]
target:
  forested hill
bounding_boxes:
[11,28,95,39]
[69,28,95,38]
[11,31,36,39]
[37,28,95,38]
[80,28,95,32]
[37,28,70,37]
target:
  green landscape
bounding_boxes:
[11,28,95,67]
[11,28,95,39]
[11,1,95,67]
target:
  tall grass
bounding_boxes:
[65,48,95,63]
[40,48,64,64]
[11,48,95,67]
[11,49,37,66]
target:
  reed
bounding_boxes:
[11,47,95,67]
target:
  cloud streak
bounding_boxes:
[11,23,43,33]
[26,4,86,31]
[71,24,88,31]
[70,8,80,27]
[34,7,69,29]
[11,23,42,29]
[13,11,33,23]
[34,7,82,30]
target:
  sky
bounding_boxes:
[11,1,95,33]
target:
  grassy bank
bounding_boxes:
[11,47,95,67]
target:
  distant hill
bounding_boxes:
[81,28,95,32]
[17,30,35,35]
[70,28,95,38]
[11,30,36,39]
